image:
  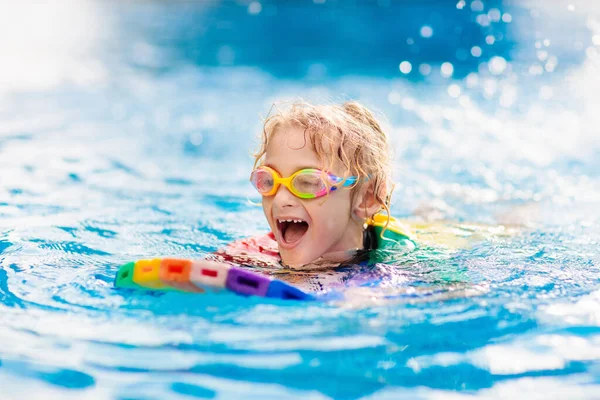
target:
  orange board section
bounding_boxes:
[159,258,204,293]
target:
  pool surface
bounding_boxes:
[1,1,600,398]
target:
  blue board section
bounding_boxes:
[266,280,315,301]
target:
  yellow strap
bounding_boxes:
[366,213,414,240]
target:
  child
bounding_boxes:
[212,100,415,272]
[116,100,509,296]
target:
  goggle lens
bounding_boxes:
[291,171,328,197]
[250,169,275,194]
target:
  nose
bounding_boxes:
[272,184,298,208]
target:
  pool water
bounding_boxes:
[1,1,600,398]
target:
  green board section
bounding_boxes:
[114,261,143,289]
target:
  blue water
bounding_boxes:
[1,1,600,398]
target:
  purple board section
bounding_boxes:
[225,267,271,297]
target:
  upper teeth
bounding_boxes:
[278,219,303,223]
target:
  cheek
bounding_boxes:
[309,195,352,231]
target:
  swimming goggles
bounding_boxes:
[250,166,358,199]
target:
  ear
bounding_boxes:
[352,182,383,220]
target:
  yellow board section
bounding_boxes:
[132,258,177,290]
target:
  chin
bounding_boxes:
[280,249,318,268]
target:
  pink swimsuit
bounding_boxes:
[214,232,282,268]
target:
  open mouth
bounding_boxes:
[276,218,309,245]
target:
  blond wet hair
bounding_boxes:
[253,100,394,224]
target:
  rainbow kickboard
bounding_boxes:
[114,258,314,301]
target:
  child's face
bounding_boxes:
[260,125,364,267]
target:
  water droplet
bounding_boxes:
[471,46,482,57]
[419,64,432,76]
[456,0,466,10]
[537,50,548,61]
[465,73,479,88]
[459,95,472,108]
[486,35,495,45]
[189,132,203,146]
[502,13,512,23]
[248,1,262,15]
[545,56,558,72]
[483,79,498,98]
[448,84,461,98]
[544,39,551,47]
[420,26,433,38]
[476,14,491,27]
[489,57,507,75]
[399,61,412,74]
[471,0,484,12]
[488,8,501,22]
[441,62,454,78]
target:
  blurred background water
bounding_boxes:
[1,0,600,398]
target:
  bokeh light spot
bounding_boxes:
[471,46,482,57]
[399,61,412,74]
[441,62,454,78]
[248,2,262,15]
[420,26,433,38]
